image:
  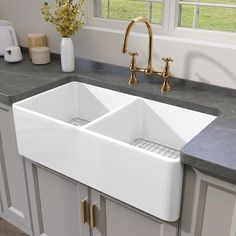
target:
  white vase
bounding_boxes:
[60,37,75,72]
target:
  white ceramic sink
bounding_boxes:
[13,81,216,222]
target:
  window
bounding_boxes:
[88,0,236,43]
[178,0,236,32]
[94,0,164,25]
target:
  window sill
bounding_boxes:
[83,24,236,50]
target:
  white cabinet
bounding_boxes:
[90,189,178,236]
[180,166,236,236]
[0,104,32,235]
[25,158,178,236]
[25,159,90,236]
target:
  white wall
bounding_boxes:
[1,0,236,89]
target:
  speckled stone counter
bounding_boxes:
[1,51,236,184]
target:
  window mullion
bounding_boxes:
[94,0,101,17]
[196,1,200,29]
[150,1,153,22]
[107,0,110,19]
[161,0,169,34]
[146,0,149,21]
[168,0,179,35]
[192,0,198,28]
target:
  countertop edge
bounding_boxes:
[181,153,236,185]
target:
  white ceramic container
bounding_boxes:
[31,47,50,65]
[61,37,75,72]
[4,46,22,62]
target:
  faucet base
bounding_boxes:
[161,79,171,92]
[129,72,139,85]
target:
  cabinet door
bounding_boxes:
[90,189,178,236]
[0,104,31,234]
[180,166,236,236]
[25,159,90,236]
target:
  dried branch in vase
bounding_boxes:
[41,0,85,37]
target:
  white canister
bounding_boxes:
[4,46,22,63]
[31,47,50,65]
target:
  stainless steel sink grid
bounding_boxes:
[68,117,90,126]
[131,138,180,159]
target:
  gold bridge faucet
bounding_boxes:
[122,16,173,92]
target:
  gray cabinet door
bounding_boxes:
[0,104,32,234]
[90,189,178,236]
[25,159,90,236]
[180,166,236,236]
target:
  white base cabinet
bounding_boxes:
[25,160,90,236]
[180,166,236,236]
[90,189,178,236]
[25,159,178,236]
[0,104,32,235]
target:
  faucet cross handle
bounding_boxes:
[129,51,138,56]
[162,57,173,63]
[129,51,138,57]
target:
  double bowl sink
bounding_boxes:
[13,81,216,222]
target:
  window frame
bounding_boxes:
[85,0,170,35]
[169,0,236,44]
[85,0,236,45]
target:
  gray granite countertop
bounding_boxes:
[1,50,236,184]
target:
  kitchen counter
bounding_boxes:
[1,50,236,184]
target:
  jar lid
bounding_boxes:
[28,33,46,38]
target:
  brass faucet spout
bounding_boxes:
[122,16,153,70]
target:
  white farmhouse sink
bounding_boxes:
[13,81,216,222]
